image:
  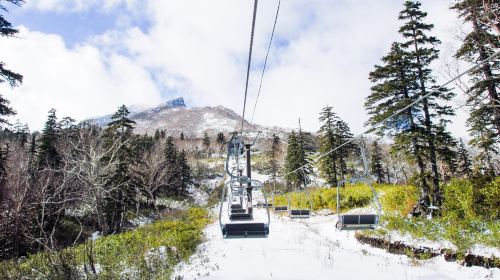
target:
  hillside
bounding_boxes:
[89,97,288,138]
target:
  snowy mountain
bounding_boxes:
[89,97,288,138]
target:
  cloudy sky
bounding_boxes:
[0,0,470,137]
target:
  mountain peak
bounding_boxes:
[165,97,186,108]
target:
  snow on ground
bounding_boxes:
[173,211,499,280]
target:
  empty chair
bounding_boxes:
[222,223,269,238]
[230,213,253,221]
[274,206,288,212]
[289,209,310,218]
[289,168,313,219]
[335,138,382,231]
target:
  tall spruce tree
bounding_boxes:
[370,140,385,183]
[399,1,456,208]
[451,0,499,175]
[456,138,472,178]
[365,42,431,212]
[318,106,339,186]
[38,109,60,169]
[176,150,192,196]
[216,132,226,152]
[102,105,136,233]
[0,0,23,128]
[267,134,281,181]
[334,118,354,183]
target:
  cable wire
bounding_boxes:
[241,0,259,133]
[250,0,281,125]
[282,49,500,178]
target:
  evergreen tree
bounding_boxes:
[267,134,281,181]
[38,109,60,168]
[176,150,192,196]
[12,120,29,146]
[102,105,136,233]
[456,138,472,178]
[154,129,160,141]
[202,132,210,150]
[0,0,23,128]
[370,140,385,183]
[399,0,456,207]
[334,118,354,182]
[164,136,180,195]
[451,0,499,174]
[285,128,313,188]
[365,42,431,211]
[318,106,339,186]
[216,132,226,152]
[180,131,185,140]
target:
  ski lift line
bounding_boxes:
[250,0,281,126]
[282,49,500,179]
[241,0,259,134]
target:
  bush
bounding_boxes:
[0,208,210,279]
[442,179,476,220]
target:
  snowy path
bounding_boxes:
[173,211,499,280]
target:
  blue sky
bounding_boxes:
[0,0,469,138]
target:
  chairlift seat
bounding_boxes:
[290,209,310,218]
[231,204,243,210]
[229,213,253,221]
[274,206,288,212]
[230,208,246,214]
[222,223,269,238]
[337,214,378,230]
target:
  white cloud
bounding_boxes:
[2,0,469,138]
[25,0,138,13]
[0,27,161,130]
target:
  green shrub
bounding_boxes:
[443,179,476,220]
[0,208,210,280]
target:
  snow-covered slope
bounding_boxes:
[173,213,498,280]
[88,97,289,138]
[173,172,499,280]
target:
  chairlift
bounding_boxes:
[219,179,271,238]
[288,167,312,218]
[336,138,382,230]
[219,131,270,238]
[271,180,289,212]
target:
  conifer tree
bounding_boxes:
[180,131,185,140]
[216,132,226,152]
[176,150,192,196]
[38,109,60,169]
[456,138,472,178]
[154,129,160,141]
[451,0,499,174]
[164,136,180,194]
[399,0,456,207]
[334,118,354,182]
[370,140,385,183]
[318,106,339,186]
[102,105,136,233]
[0,0,23,128]
[267,134,281,181]
[284,131,301,185]
[365,42,431,211]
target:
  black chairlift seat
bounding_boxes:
[229,213,253,221]
[231,204,243,209]
[274,206,288,212]
[337,214,378,230]
[230,208,246,214]
[289,209,310,218]
[222,223,269,238]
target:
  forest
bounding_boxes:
[0,0,499,279]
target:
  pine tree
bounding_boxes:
[154,129,161,141]
[0,0,23,128]
[399,0,456,207]
[216,132,226,152]
[38,109,60,168]
[176,150,192,196]
[365,42,431,211]
[318,106,339,186]
[334,118,354,182]
[180,131,185,140]
[370,140,385,183]
[451,0,499,174]
[13,120,29,146]
[456,138,472,178]
[102,105,136,233]
[164,136,180,195]
[202,132,210,150]
[267,134,281,181]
